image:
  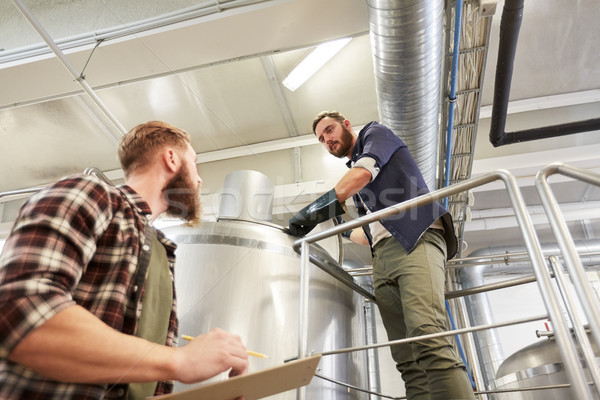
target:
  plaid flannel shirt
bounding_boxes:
[0,175,178,399]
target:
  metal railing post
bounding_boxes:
[536,162,600,356]
[500,169,593,399]
[297,240,311,400]
[549,256,600,395]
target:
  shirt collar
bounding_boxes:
[117,184,153,217]
[346,122,372,167]
[117,184,178,252]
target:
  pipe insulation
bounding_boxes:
[366,0,444,190]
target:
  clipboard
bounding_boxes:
[152,355,321,400]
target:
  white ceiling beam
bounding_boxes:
[197,134,317,163]
[479,89,600,119]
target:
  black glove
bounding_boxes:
[334,216,352,239]
[288,189,346,237]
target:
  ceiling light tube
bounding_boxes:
[282,37,351,91]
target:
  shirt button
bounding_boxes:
[142,245,150,251]
[133,285,139,292]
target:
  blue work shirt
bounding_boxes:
[347,121,458,259]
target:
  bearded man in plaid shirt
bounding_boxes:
[0,121,248,399]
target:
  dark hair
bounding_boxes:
[118,121,191,177]
[312,111,346,134]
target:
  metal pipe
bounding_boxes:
[488,0,522,147]
[320,313,549,356]
[503,168,593,399]
[488,0,600,146]
[452,240,600,390]
[295,171,509,250]
[549,256,600,396]
[475,383,574,395]
[446,274,537,299]
[364,304,382,400]
[11,0,127,139]
[448,249,600,269]
[454,295,487,398]
[536,162,600,369]
[0,187,45,202]
[342,259,380,399]
[83,167,113,186]
[458,260,504,389]
[300,243,376,302]
[445,300,475,387]
[297,240,310,400]
[495,118,600,146]
[0,166,119,204]
[298,240,311,359]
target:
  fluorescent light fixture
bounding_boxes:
[282,37,352,91]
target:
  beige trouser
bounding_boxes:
[373,229,475,400]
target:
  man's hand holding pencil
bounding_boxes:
[173,327,249,383]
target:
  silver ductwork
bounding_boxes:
[367,0,444,190]
[458,241,600,390]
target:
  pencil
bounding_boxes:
[181,335,269,358]
[246,350,269,359]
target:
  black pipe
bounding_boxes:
[489,0,600,147]
[495,118,600,146]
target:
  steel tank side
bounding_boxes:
[164,219,368,399]
[490,332,599,400]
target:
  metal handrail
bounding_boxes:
[293,169,594,399]
[448,249,600,269]
[0,187,46,202]
[536,162,600,397]
[548,256,600,392]
[320,313,548,357]
[83,167,114,185]
[0,167,112,204]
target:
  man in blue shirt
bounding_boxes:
[289,111,474,400]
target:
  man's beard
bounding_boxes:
[162,164,202,225]
[329,125,354,158]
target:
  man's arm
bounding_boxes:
[334,167,372,202]
[348,228,370,245]
[288,166,372,237]
[9,305,248,384]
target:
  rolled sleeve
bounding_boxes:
[353,156,380,181]
[0,291,75,358]
[360,123,403,169]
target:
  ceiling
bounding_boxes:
[1,0,599,261]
